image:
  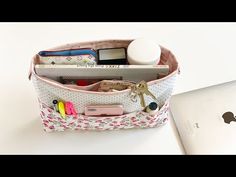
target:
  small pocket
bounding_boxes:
[63,81,101,91]
[39,100,169,132]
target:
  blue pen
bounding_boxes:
[38,49,97,57]
[39,50,70,56]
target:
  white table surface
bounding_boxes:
[1,22,236,154]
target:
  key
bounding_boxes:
[130,84,145,106]
[138,92,146,107]
[137,81,157,100]
[130,81,156,107]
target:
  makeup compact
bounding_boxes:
[97,47,127,65]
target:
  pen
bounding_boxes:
[52,100,58,112]
[38,49,97,57]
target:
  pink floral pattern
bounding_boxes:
[39,101,170,132]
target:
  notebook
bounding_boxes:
[34,64,169,83]
[170,80,236,154]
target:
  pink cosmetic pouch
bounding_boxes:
[29,39,179,132]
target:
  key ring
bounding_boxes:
[130,94,138,102]
[130,85,138,102]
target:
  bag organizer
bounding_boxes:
[29,39,179,132]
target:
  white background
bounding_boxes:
[0,23,236,154]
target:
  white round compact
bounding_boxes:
[127,38,161,65]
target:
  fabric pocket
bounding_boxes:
[39,100,169,132]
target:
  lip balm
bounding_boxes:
[127,38,161,65]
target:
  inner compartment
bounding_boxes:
[32,40,178,118]
[33,39,178,90]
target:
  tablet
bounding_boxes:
[170,80,236,154]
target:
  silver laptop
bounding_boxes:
[170,80,236,154]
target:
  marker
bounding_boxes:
[52,100,58,112]
[69,102,77,118]
[65,102,77,118]
[58,101,66,119]
[65,102,72,115]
